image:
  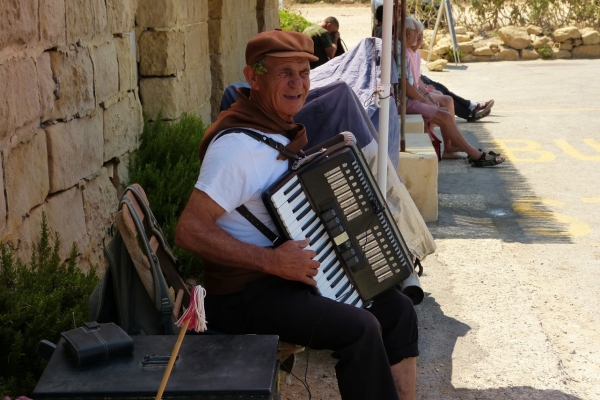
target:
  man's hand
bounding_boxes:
[271,238,320,286]
[331,31,340,44]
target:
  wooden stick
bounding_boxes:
[155,319,190,400]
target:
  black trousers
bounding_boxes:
[421,75,472,120]
[205,276,419,400]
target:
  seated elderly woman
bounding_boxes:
[403,17,504,166]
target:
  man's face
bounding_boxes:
[324,22,338,35]
[247,56,310,122]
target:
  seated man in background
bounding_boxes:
[303,16,341,69]
[176,29,419,400]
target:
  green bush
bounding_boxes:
[446,47,464,63]
[0,215,99,397]
[128,113,206,279]
[537,46,553,59]
[279,9,312,32]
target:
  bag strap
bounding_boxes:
[119,190,173,321]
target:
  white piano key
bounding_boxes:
[284,206,316,233]
[276,193,308,216]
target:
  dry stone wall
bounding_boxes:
[423,25,600,63]
[1,0,279,271]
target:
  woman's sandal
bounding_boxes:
[468,149,505,167]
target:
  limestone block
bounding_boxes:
[40,0,66,48]
[66,0,109,44]
[106,0,138,34]
[398,133,438,222]
[404,114,424,134]
[533,36,553,49]
[454,26,467,35]
[139,30,184,76]
[572,44,600,58]
[45,112,104,193]
[257,0,280,31]
[140,63,211,120]
[494,46,519,60]
[455,34,471,43]
[433,43,449,56]
[420,49,439,61]
[574,39,583,46]
[460,53,476,62]
[458,41,474,54]
[136,0,178,28]
[5,130,49,221]
[43,186,89,260]
[90,41,119,106]
[521,49,541,60]
[560,42,573,51]
[427,59,447,71]
[49,48,95,120]
[0,154,6,231]
[82,167,118,267]
[184,23,208,69]
[103,92,143,161]
[0,0,38,49]
[114,33,137,91]
[36,52,55,122]
[474,55,492,62]
[179,0,208,25]
[0,58,41,139]
[581,30,600,46]
[527,25,543,36]
[499,26,531,50]
[185,64,212,115]
[473,46,494,56]
[552,48,572,59]
[553,27,581,42]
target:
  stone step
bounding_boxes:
[403,114,425,134]
[398,133,438,222]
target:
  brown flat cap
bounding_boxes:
[245,29,319,66]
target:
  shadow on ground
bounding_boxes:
[425,120,574,245]
[417,294,581,400]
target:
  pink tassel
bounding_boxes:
[175,285,207,333]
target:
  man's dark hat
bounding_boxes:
[245,29,319,66]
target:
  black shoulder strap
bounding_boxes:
[217,127,301,161]
[213,128,287,247]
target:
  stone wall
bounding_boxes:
[1,0,279,270]
[423,25,600,63]
[1,0,142,268]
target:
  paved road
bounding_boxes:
[418,59,600,399]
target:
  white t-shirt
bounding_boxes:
[195,130,290,247]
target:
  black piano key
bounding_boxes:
[283,180,300,196]
[322,257,337,274]
[310,227,326,245]
[338,290,354,304]
[288,186,303,202]
[296,203,312,219]
[315,240,329,254]
[292,198,308,213]
[318,245,335,263]
[335,280,352,298]
[301,213,318,229]
[305,222,321,239]
[350,294,362,307]
[330,269,345,287]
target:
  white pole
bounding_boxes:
[376,0,394,198]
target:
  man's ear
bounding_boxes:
[243,65,259,90]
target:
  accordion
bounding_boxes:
[263,133,414,307]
